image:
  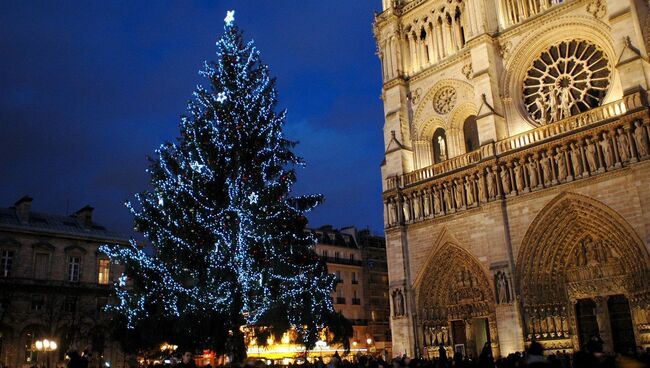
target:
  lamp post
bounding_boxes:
[35,338,58,368]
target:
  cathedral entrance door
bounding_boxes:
[576,299,599,349]
[608,295,635,354]
[472,318,490,357]
[451,320,466,353]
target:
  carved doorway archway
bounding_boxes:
[416,241,498,359]
[517,193,650,352]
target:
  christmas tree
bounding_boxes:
[100,11,341,360]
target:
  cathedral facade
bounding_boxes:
[374,0,650,358]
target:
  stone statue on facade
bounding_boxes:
[549,87,560,122]
[540,152,552,185]
[635,121,649,157]
[454,178,465,208]
[585,138,598,172]
[535,95,547,124]
[423,190,431,217]
[413,193,421,220]
[617,128,631,162]
[443,183,453,212]
[514,161,525,192]
[477,174,486,202]
[570,143,583,178]
[486,167,496,198]
[555,148,567,181]
[500,165,512,194]
[527,156,539,188]
[433,188,442,214]
[392,289,405,316]
[599,132,614,168]
[559,87,572,120]
[438,136,447,161]
[402,196,411,222]
[388,200,397,225]
[465,177,475,206]
[495,270,512,304]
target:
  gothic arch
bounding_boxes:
[414,228,494,319]
[414,228,498,355]
[516,192,650,348]
[501,16,617,127]
[516,192,650,303]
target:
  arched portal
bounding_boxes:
[516,192,650,352]
[416,240,498,359]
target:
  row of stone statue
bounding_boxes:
[420,301,492,322]
[385,120,650,227]
[524,304,570,340]
[423,325,451,347]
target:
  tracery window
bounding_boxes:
[523,40,610,125]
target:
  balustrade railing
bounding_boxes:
[496,94,642,154]
[387,92,646,191]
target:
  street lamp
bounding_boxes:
[35,338,58,368]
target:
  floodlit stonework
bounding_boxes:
[374,0,650,359]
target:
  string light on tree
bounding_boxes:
[100,9,338,361]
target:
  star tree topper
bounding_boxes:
[224,10,235,26]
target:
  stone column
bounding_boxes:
[436,19,445,59]
[594,296,613,353]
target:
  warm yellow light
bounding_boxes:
[35,341,43,350]
[50,341,58,350]
[281,334,290,344]
[266,337,273,345]
[352,341,358,347]
[366,338,372,345]
[43,339,50,349]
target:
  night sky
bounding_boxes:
[0,2,386,237]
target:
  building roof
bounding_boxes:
[308,225,359,249]
[0,207,129,243]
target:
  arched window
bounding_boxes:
[432,128,448,163]
[463,115,479,152]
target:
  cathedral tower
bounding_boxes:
[374,0,650,357]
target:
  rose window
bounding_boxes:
[523,40,610,125]
[433,86,457,115]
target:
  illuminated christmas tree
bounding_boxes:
[101,11,338,360]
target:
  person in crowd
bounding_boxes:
[175,352,196,368]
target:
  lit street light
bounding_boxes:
[35,338,58,368]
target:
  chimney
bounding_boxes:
[14,196,33,224]
[74,205,94,228]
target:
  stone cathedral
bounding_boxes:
[374,0,650,358]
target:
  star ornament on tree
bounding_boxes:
[217,92,227,103]
[224,10,235,26]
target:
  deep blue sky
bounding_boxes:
[0,2,385,236]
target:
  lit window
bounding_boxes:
[68,256,81,282]
[98,259,110,285]
[1,250,13,277]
